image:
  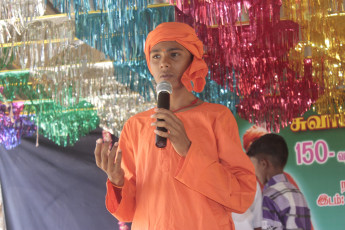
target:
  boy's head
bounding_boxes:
[144,22,208,92]
[246,133,288,185]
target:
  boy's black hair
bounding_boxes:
[246,133,288,168]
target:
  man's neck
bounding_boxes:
[266,168,284,184]
[170,86,198,112]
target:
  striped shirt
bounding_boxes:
[262,174,311,230]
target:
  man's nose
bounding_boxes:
[160,55,170,68]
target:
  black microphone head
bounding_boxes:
[156,80,172,95]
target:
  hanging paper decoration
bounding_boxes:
[0,0,46,65]
[26,100,100,147]
[0,70,100,147]
[196,71,239,113]
[1,7,109,108]
[73,2,175,134]
[75,3,175,97]
[283,0,345,116]
[0,102,36,150]
[0,3,159,145]
[173,0,319,132]
[15,19,86,107]
[0,0,46,21]
[1,0,343,147]
[0,71,32,102]
[86,66,156,136]
[0,48,15,70]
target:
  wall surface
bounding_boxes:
[0,128,122,230]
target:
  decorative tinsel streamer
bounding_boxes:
[174,0,319,132]
[74,3,175,135]
[2,0,339,140]
[195,71,239,114]
[118,221,129,230]
[75,4,175,98]
[283,0,345,116]
[17,19,90,108]
[0,70,101,147]
[2,5,118,143]
[85,66,156,136]
[1,0,343,140]
[0,48,15,71]
[0,71,31,102]
[0,102,36,150]
[24,100,100,147]
[0,0,46,64]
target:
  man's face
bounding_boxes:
[149,41,192,89]
[250,156,266,185]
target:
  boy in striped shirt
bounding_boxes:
[247,133,311,230]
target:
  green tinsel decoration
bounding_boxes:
[1,70,100,147]
[0,47,15,71]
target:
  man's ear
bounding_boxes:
[260,158,269,169]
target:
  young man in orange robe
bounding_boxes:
[94,22,257,230]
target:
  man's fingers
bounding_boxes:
[152,112,183,134]
[152,120,168,129]
[154,121,179,137]
[153,112,174,123]
[153,109,182,124]
[100,142,111,169]
[115,150,122,169]
[107,142,118,171]
[154,129,170,138]
[94,138,103,167]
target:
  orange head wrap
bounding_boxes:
[242,125,268,152]
[144,22,208,93]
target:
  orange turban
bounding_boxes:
[144,22,208,93]
[242,125,268,152]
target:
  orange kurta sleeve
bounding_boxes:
[105,120,136,222]
[175,105,256,213]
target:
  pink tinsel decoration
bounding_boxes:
[118,221,129,230]
[172,0,319,132]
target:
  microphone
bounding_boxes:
[155,80,172,148]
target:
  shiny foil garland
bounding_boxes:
[73,1,240,133]
[83,64,156,136]
[283,0,345,116]
[173,0,319,131]
[0,0,110,146]
[74,2,175,135]
[0,102,36,150]
[0,70,101,147]
[25,100,100,147]
[18,19,89,107]
[0,0,46,67]
[0,71,31,102]
[0,48,15,70]
[9,17,121,140]
[2,0,344,146]
[1,2,176,145]
[0,22,17,70]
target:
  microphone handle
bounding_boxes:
[156,91,170,148]
[156,119,168,148]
